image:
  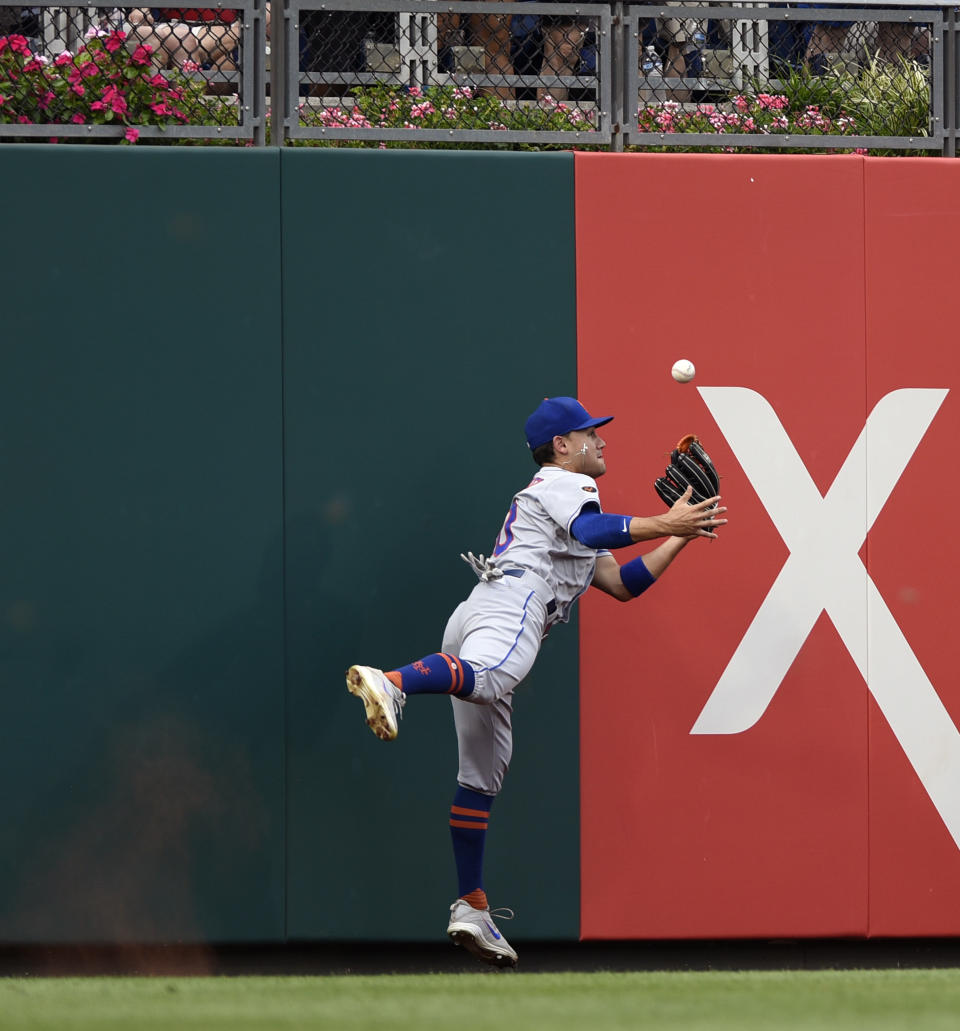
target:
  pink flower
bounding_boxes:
[9,35,31,56]
[741,116,757,131]
[37,90,55,110]
[150,100,173,116]
[733,94,749,113]
[756,93,788,111]
[17,115,31,123]
[770,114,788,130]
[71,83,86,96]
[131,45,154,66]
[101,84,127,114]
[54,51,74,66]
[23,58,43,72]
[104,29,126,52]
[180,58,200,72]
[71,112,85,123]
[149,74,168,88]
[0,94,6,106]
[124,126,139,143]
[407,86,421,97]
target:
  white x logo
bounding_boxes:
[692,387,960,849]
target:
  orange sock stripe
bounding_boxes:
[450,805,491,819]
[440,653,462,694]
[450,818,488,830]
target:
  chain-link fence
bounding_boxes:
[622,4,945,149]
[0,0,266,140]
[1,0,957,150]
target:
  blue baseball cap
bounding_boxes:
[525,396,614,451]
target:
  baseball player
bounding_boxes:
[346,396,726,967]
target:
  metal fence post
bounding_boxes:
[253,0,268,145]
[611,0,624,150]
[269,0,287,146]
[946,5,957,156]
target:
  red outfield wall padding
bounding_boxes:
[575,152,960,939]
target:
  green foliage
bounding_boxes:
[765,55,931,140]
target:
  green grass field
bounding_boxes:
[2,969,960,1031]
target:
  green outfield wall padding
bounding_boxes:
[0,146,580,946]
[0,146,285,944]
[280,149,580,942]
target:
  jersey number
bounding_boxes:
[492,501,518,557]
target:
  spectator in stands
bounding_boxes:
[801,8,928,76]
[871,16,930,64]
[299,10,393,82]
[537,8,586,102]
[509,7,542,100]
[800,14,851,75]
[654,5,706,99]
[0,6,40,46]
[637,8,705,102]
[436,6,514,99]
[767,8,807,77]
[127,7,242,70]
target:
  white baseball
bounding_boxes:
[671,359,696,383]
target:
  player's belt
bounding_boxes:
[500,568,557,617]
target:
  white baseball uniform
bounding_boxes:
[443,466,611,795]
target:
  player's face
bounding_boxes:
[566,427,607,477]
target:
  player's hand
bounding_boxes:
[666,486,727,539]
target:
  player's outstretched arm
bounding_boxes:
[591,539,691,602]
[628,485,727,541]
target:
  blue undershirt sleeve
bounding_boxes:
[570,507,634,549]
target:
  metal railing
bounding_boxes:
[0,0,956,151]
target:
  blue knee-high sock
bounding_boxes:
[449,786,493,899]
[390,653,475,698]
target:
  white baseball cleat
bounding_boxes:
[345,665,405,741]
[446,899,518,968]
